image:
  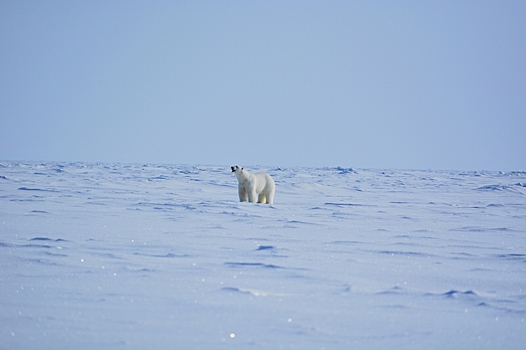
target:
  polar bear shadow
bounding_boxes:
[231,166,275,204]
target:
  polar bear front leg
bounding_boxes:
[247,190,258,203]
[238,185,247,202]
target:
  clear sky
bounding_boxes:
[1,0,525,171]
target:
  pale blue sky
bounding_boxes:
[1,0,525,170]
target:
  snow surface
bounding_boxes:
[1,162,525,349]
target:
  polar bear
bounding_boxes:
[231,165,275,204]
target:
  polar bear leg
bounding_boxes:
[266,189,275,205]
[248,191,258,203]
[238,186,247,202]
[257,193,266,204]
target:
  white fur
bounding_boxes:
[231,166,275,204]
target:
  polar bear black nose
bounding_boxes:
[231,166,236,172]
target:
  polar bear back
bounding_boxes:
[252,172,275,193]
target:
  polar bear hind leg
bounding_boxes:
[266,189,274,205]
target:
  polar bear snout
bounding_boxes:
[231,166,237,172]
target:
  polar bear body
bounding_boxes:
[231,166,275,204]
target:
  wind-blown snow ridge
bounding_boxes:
[0,161,524,349]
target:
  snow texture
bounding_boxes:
[1,162,525,349]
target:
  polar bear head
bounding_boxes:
[231,165,249,181]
